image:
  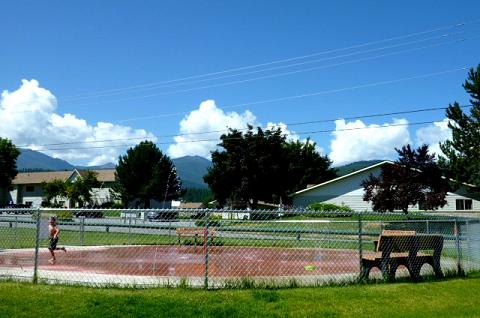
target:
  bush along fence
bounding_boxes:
[0,208,479,288]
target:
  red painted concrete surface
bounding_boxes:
[0,246,361,277]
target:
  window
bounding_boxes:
[25,185,35,192]
[456,199,473,211]
[25,201,33,207]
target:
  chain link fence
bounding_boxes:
[0,208,478,288]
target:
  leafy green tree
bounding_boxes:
[439,65,480,188]
[115,141,181,208]
[283,139,337,195]
[67,171,101,207]
[204,126,336,208]
[362,145,449,214]
[0,138,20,205]
[182,187,212,203]
[41,179,68,205]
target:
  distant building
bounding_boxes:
[291,161,480,212]
[8,169,116,208]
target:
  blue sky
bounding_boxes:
[0,1,479,165]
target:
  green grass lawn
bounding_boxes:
[0,226,378,250]
[0,274,479,317]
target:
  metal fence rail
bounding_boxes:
[0,208,478,288]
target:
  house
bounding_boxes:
[8,169,116,208]
[291,161,480,212]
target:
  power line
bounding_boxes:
[6,33,476,114]
[60,19,479,100]
[36,120,444,152]
[65,36,475,108]
[62,30,469,101]
[18,104,471,149]
[116,66,469,122]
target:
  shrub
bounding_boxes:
[304,202,354,217]
[307,202,354,212]
[57,211,73,221]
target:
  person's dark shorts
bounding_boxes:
[49,237,59,250]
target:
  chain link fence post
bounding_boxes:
[358,213,363,277]
[14,216,18,249]
[466,219,470,271]
[80,216,85,246]
[204,209,210,289]
[455,219,464,276]
[32,208,41,284]
[128,211,132,245]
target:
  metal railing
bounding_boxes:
[0,208,478,288]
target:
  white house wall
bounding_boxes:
[292,164,480,212]
[16,184,44,207]
[293,167,381,210]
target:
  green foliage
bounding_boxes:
[41,171,101,207]
[440,65,480,189]
[67,171,100,206]
[362,145,449,214]
[204,127,336,209]
[41,179,68,203]
[115,141,182,208]
[57,210,73,221]
[307,202,354,213]
[0,138,20,190]
[182,187,212,203]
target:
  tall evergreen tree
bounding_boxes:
[439,65,480,189]
[115,141,181,208]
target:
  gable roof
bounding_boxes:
[13,169,116,185]
[12,171,74,185]
[291,160,394,196]
[291,160,479,197]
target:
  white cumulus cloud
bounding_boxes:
[0,79,155,166]
[415,119,451,157]
[167,100,257,158]
[329,118,411,166]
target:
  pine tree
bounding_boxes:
[439,65,480,188]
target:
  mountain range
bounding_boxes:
[16,149,382,189]
[17,149,212,189]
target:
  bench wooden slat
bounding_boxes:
[361,232,443,281]
[176,227,216,245]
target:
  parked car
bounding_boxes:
[147,210,178,221]
[73,210,103,218]
[0,202,33,214]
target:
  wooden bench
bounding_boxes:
[361,231,443,281]
[373,230,417,251]
[176,227,216,245]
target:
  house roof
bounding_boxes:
[12,171,74,185]
[291,160,479,197]
[291,160,394,196]
[179,202,203,209]
[13,169,116,185]
[78,169,116,182]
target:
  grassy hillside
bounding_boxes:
[335,160,384,176]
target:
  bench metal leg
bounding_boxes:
[360,265,371,280]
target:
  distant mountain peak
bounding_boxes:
[17,149,211,189]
